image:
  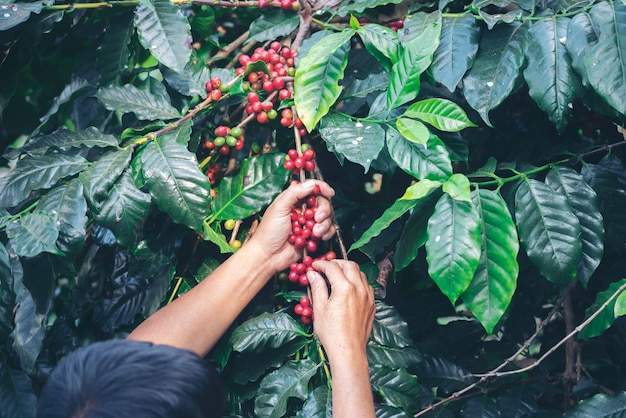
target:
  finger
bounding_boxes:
[307,270,329,308]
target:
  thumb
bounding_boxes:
[307,270,329,308]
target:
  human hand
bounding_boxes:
[248,180,336,275]
[307,260,375,363]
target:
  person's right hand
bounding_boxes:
[307,260,375,362]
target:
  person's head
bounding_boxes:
[37,339,225,418]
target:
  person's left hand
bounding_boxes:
[247,180,336,275]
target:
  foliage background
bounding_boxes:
[1,0,626,416]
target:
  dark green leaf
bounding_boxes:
[336,0,403,17]
[545,167,604,287]
[91,172,152,247]
[254,359,320,418]
[524,17,582,132]
[350,180,441,251]
[230,312,307,352]
[415,355,475,394]
[367,341,423,369]
[566,391,626,417]
[0,367,36,418]
[246,11,299,44]
[80,147,133,203]
[462,189,519,334]
[141,138,211,232]
[386,128,452,181]
[295,385,332,418]
[134,0,191,73]
[403,98,477,132]
[318,113,385,172]
[212,153,288,220]
[370,365,422,413]
[578,279,626,339]
[431,15,481,93]
[96,84,181,121]
[6,212,60,257]
[515,178,582,285]
[426,193,481,304]
[584,1,626,115]
[0,154,89,209]
[294,30,353,131]
[36,179,87,256]
[386,12,441,111]
[371,300,414,348]
[463,22,527,126]
[358,24,401,71]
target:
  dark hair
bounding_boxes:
[37,339,225,418]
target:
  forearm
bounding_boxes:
[127,242,274,357]
[328,349,375,418]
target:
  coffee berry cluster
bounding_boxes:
[203,125,244,156]
[283,147,316,174]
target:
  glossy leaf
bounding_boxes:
[386,128,452,181]
[567,391,626,417]
[96,84,181,121]
[318,113,384,172]
[294,30,354,132]
[0,154,89,209]
[431,15,481,92]
[212,153,288,220]
[371,300,415,348]
[247,11,299,44]
[426,193,482,304]
[584,1,626,115]
[7,127,118,158]
[461,189,519,334]
[349,180,441,251]
[403,98,477,132]
[367,341,423,369]
[358,24,401,71]
[578,279,626,340]
[523,17,582,132]
[515,178,582,285]
[134,0,191,73]
[463,22,527,126]
[80,147,133,203]
[396,118,429,145]
[141,138,211,232]
[370,365,423,413]
[230,312,307,352]
[6,212,60,257]
[254,359,320,418]
[91,172,152,247]
[0,367,36,418]
[36,179,87,256]
[386,12,441,111]
[295,385,332,418]
[545,167,604,287]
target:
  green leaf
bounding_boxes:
[8,127,118,158]
[545,167,604,287]
[230,312,307,352]
[386,12,441,111]
[403,98,477,132]
[318,113,384,172]
[294,30,354,132]
[335,0,403,17]
[523,17,582,132]
[296,385,332,418]
[371,300,415,348]
[426,193,482,304]
[6,212,60,257]
[212,153,288,221]
[579,279,626,339]
[442,173,471,202]
[462,189,519,334]
[367,341,423,369]
[0,154,89,209]
[134,0,191,73]
[91,172,152,247]
[584,1,626,115]
[357,24,401,71]
[246,11,300,44]
[80,147,133,203]
[386,128,452,181]
[96,84,181,121]
[370,365,423,413]
[396,118,429,145]
[141,138,211,232]
[0,367,37,418]
[463,22,527,126]
[567,391,626,417]
[349,180,441,252]
[431,14,481,93]
[36,179,87,256]
[515,178,582,285]
[254,359,321,418]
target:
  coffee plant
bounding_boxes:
[1,0,626,415]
